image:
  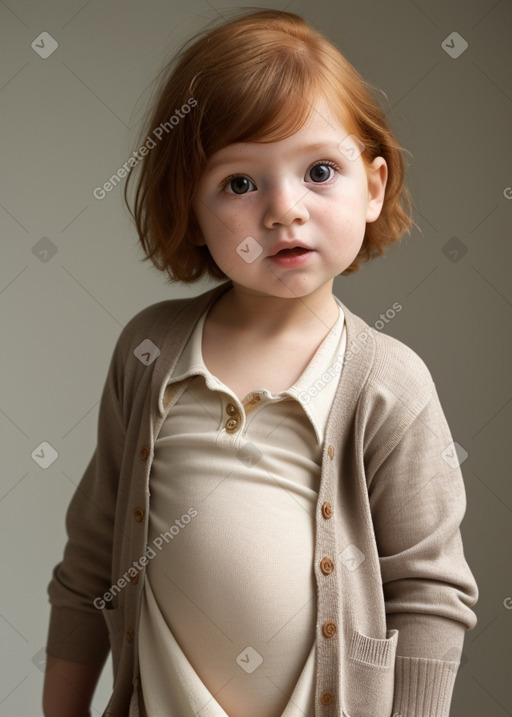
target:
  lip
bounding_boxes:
[268,240,312,257]
[268,247,314,268]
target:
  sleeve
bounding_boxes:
[368,385,479,717]
[45,337,127,666]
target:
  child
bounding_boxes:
[43,9,479,717]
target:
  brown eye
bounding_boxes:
[224,175,256,194]
[308,163,335,183]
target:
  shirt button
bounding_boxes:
[226,402,238,416]
[320,691,334,705]
[320,557,335,575]
[134,507,144,522]
[322,621,337,638]
[139,445,150,460]
[327,444,335,460]
[225,418,239,432]
[321,501,333,519]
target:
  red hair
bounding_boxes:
[124,9,418,283]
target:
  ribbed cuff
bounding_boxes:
[392,655,459,716]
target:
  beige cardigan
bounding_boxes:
[46,280,479,716]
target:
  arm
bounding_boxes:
[368,386,479,716]
[42,655,104,717]
[44,333,127,699]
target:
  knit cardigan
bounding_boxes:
[46,280,479,717]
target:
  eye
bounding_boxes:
[222,175,257,195]
[306,161,339,183]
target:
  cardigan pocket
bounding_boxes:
[101,605,125,678]
[343,628,398,717]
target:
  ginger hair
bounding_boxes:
[124,9,417,283]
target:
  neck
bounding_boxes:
[215,281,339,337]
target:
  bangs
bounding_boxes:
[191,32,356,157]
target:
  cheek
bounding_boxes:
[323,199,362,231]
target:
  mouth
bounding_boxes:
[271,246,311,257]
[268,245,314,267]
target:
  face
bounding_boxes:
[192,95,388,302]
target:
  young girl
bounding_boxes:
[43,9,479,717]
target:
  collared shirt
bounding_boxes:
[137,297,346,716]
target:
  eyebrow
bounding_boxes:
[206,141,343,173]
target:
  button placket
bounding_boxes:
[224,399,242,433]
[243,393,262,413]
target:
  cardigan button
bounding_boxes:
[327,444,335,460]
[134,507,144,522]
[320,690,334,705]
[322,621,337,638]
[139,445,150,460]
[125,628,134,643]
[321,501,333,519]
[130,572,139,585]
[320,557,335,575]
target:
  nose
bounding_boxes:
[262,182,310,229]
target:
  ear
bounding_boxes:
[365,157,388,223]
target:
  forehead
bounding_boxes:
[206,95,358,169]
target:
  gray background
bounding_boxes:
[1,0,511,714]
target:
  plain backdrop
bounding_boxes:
[1,0,511,714]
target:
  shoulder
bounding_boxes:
[113,282,231,355]
[369,330,435,402]
[101,284,232,403]
[341,303,437,430]
[341,308,441,469]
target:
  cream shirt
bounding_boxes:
[137,297,346,717]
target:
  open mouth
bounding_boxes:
[274,247,310,256]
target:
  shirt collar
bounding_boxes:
[166,296,346,446]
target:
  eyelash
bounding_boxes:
[219,160,341,192]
